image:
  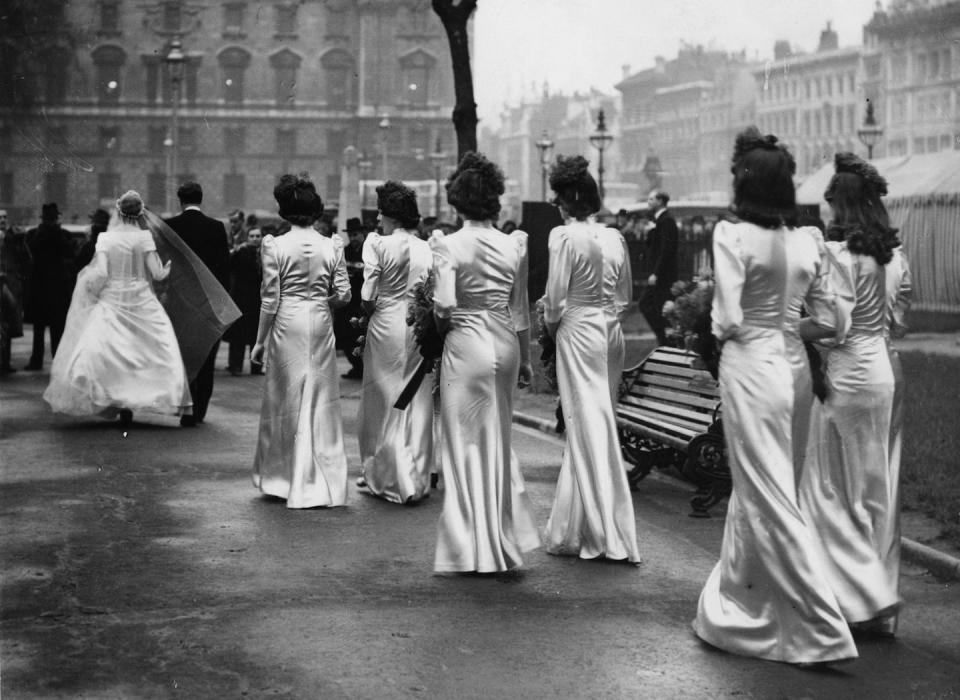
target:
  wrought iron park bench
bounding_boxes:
[615,346,730,517]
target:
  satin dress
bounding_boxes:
[543,220,640,563]
[252,229,352,508]
[433,222,541,572]
[799,241,906,632]
[357,229,435,503]
[694,221,858,664]
[44,226,190,416]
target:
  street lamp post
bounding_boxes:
[857,99,884,160]
[589,109,614,203]
[164,39,186,214]
[358,155,373,210]
[378,115,391,179]
[534,131,554,201]
[429,138,447,218]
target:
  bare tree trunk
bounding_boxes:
[432,0,478,162]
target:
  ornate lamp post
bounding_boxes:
[378,114,391,179]
[534,130,554,201]
[164,39,186,214]
[857,99,884,160]
[429,138,447,218]
[589,109,614,203]
[358,154,373,210]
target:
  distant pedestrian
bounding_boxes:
[637,190,678,345]
[0,209,29,374]
[226,227,263,375]
[799,153,905,638]
[227,209,246,250]
[165,181,231,426]
[250,174,351,508]
[694,127,857,666]
[24,202,76,370]
[75,208,110,271]
[334,217,366,379]
[542,155,639,563]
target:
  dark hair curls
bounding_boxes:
[548,154,601,219]
[730,126,797,229]
[824,152,899,265]
[376,180,421,229]
[445,152,504,221]
[274,173,323,227]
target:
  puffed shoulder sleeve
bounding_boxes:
[360,231,382,303]
[139,229,157,253]
[543,226,570,325]
[259,235,281,314]
[710,221,745,341]
[614,230,633,321]
[887,247,912,339]
[329,240,351,306]
[806,233,854,343]
[432,236,456,320]
[509,230,531,332]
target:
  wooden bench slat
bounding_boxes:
[632,372,719,396]
[642,361,704,379]
[633,385,722,411]
[615,416,696,449]
[629,396,717,425]
[616,403,709,434]
[618,396,713,427]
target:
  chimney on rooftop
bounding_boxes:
[622,64,631,79]
[773,40,792,60]
[818,21,839,52]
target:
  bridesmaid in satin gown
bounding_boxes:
[432,152,541,573]
[251,175,352,508]
[356,181,435,503]
[693,128,858,665]
[541,155,640,563]
[800,153,906,636]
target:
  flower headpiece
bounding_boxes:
[832,152,888,197]
[116,190,145,223]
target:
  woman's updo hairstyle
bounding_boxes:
[549,154,601,220]
[116,190,145,225]
[376,180,421,230]
[824,152,899,265]
[730,126,797,229]
[274,173,323,227]
[445,151,504,221]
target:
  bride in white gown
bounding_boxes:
[44,191,189,421]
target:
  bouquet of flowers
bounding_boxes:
[349,313,369,360]
[663,273,720,378]
[394,270,444,409]
[535,297,558,393]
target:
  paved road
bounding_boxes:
[2,354,960,699]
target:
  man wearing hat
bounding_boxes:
[23,202,76,370]
[334,217,366,379]
[75,208,111,271]
[0,209,30,374]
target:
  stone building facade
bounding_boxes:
[0,0,459,223]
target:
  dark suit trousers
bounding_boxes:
[29,316,66,365]
[638,284,672,346]
[189,341,219,422]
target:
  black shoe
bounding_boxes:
[342,369,363,379]
[229,369,243,377]
[250,366,264,375]
[0,365,16,375]
[430,473,439,489]
[180,415,197,427]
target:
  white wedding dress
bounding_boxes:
[44,224,190,417]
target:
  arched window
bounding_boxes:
[92,45,126,104]
[270,49,301,106]
[218,47,251,104]
[320,50,356,108]
[399,49,435,108]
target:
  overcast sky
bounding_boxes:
[472,0,881,125]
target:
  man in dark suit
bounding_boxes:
[638,189,679,346]
[165,182,231,426]
[334,217,366,379]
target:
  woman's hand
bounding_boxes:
[251,342,265,367]
[517,361,533,389]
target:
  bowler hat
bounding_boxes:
[89,209,110,227]
[344,217,363,233]
[41,202,61,221]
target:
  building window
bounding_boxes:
[0,172,14,205]
[219,47,251,104]
[223,173,245,208]
[148,126,167,152]
[913,137,925,154]
[178,127,196,153]
[0,127,11,154]
[147,171,166,209]
[99,1,120,33]
[144,58,159,104]
[46,126,68,150]
[44,172,68,205]
[163,1,181,32]
[940,134,953,150]
[224,126,246,153]
[98,171,121,201]
[275,5,297,37]
[270,50,301,106]
[277,128,296,156]
[224,2,245,36]
[399,50,435,108]
[99,126,120,153]
[321,50,357,108]
[44,48,70,104]
[326,5,348,37]
[92,45,126,104]
[927,135,939,152]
